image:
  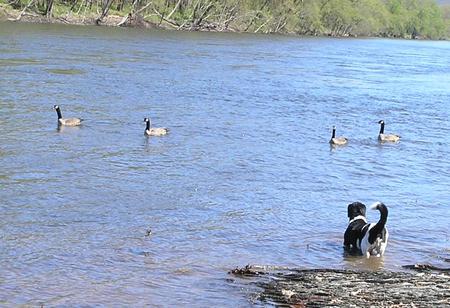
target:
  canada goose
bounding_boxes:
[378,120,400,143]
[144,118,168,136]
[54,105,83,126]
[329,126,348,146]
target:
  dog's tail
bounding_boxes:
[368,202,388,243]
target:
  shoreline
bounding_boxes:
[1,4,442,41]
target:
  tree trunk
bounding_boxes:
[45,0,53,17]
[96,0,113,24]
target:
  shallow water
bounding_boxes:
[0,22,449,306]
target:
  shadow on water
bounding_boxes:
[56,123,82,133]
[329,143,348,152]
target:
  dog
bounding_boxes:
[344,201,389,258]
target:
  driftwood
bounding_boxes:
[8,0,35,21]
[117,0,152,27]
[151,7,179,28]
[230,265,450,307]
[165,0,182,21]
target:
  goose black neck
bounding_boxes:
[379,122,385,134]
[145,120,150,130]
[331,128,336,139]
[56,108,62,119]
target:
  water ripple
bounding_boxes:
[1,23,450,306]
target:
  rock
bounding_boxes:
[229,265,450,306]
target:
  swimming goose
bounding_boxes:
[378,120,400,143]
[329,126,348,146]
[144,118,168,136]
[54,105,83,126]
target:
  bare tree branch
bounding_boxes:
[152,6,180,28]
[254,16,271,33]
[8,0,36,21]
[165,0,182,20]
[117,0,153,26]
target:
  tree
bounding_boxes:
[320,0,359,36]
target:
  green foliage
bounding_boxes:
[297,1,323,35]
[1,0,448,39]
[353,0,390,36]
[320,0,359,36]
[386,0,446,38]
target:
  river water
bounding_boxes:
[0,22,449,306]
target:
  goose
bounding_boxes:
[378,120,400,143]
[329,126,348,146]
[54,105,83,126]
[144,118,168,136]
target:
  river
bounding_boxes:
[1,22,449,306]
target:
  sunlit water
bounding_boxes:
[0,22,449,306]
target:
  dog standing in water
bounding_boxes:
[344,201,389,258]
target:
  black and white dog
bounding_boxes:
[344,201,389,258]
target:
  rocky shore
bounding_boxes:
[230,265,450,306]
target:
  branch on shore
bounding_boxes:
[187,0,214,30]
[165,0,182,21]
[151,7,179,28]
[254,16,271,33]
[8,0,36,21]
[214,3,238,31]
[117,0,153,27]
[55,16,71,24]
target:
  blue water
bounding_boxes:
[0,22,449,306]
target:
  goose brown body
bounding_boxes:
[378,120,400,143]
[329,126,348,146]
[54,105,83,126]
[144,118,168,136]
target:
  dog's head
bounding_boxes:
[347,202,366,220]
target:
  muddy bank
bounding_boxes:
[230,265,450,306]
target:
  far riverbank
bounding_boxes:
[1,0,449,40]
